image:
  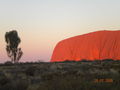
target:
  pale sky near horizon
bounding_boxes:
[0,0,120,63]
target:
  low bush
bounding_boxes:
[4,61,13,66]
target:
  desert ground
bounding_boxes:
[0,60,120,90]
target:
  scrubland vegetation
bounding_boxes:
[0,59,120,90]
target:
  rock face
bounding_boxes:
[51,30,120,62]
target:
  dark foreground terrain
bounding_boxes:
[0,60,120,90]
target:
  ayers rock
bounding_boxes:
[51,30,120,62]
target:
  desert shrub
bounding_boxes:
[37,74,89,90]
[27,84,39,90]
[37,78,119,90]
[25,66,36,77]
[0,72,10,86]
[80,59,90,62]
[0,72,11,90]
[62,60,76,63]
[4,61,13,66]
[0,79,29,90]
[37,72,120,90]
[0,71,28,90]
[12,79,29,90]
[103,59,114,61]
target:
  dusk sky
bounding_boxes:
[0,0,120,63]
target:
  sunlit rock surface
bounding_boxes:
[51,30,120,62]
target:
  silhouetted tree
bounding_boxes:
[5,30,23,63]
